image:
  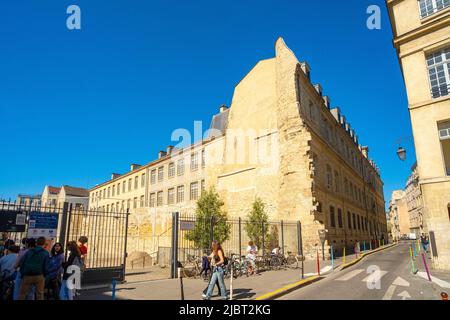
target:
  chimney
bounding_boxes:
[345,122,351,133]
[158,150,167,159]
[339,115,346,127]
[354,135,358,145]
[361,146,369,158]
[330,107,340,122]
[314,84,322,96]
[323,96,331,109]
[111,173,121,180]
[300,61,311,80]
[130,164,141,171]
[166,145,174,155]
[349,129,354,138]
[219,104,228,113]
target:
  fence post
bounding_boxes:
[122,208,130,280]
[281,220,285,255]
[58,202,70,251]
[238,217,242,259]
[297,221,304,279]
[261,220,265,256]
[209,215,214,244]
[171,212,180,279]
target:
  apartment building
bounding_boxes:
[405,162,424,237]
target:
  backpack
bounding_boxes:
[22,248,46,276]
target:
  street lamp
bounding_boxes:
[397,146,406,161]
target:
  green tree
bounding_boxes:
[185,188,231,250]
[245,198,271,249]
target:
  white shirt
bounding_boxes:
[246,245,258,259]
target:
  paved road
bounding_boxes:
[280,242,442,300]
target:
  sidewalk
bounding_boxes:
[79,245,386,300]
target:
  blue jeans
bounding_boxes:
[59,280,74,300]
[205,267,227,299]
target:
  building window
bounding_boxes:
[140,195,144,207]
[427,47,450,98]
[157,191,163,206]
[419,0,449,19]
[334,171,340,193]
[438,121,450,175]
[202,150,205,167]
[141,173,146,188]
[134,176,139,189]
[122,182,126,193]
[177,185,184,203]
[177,158,185,176]
[447,204,450,221]
[158,166,164,181]
[168,188,175,205]
[330,206,336,228]
[112,185,115,197]
[149,193,156,207]
[326,165,333,189]
[107,187,111,198]
[127,199,130,209]
[338,209,343,228]
[357,215,361,231]
[190,182,199,201]
[352,213,357,230]
[128,179,132,191]
[117,183,121,195]
[151,170,156,184]
[191,152,199,171]
[133,197,137,209]
[168,162,175,178]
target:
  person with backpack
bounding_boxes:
[60,241,83,300]
[18,237,50,300]
[46,242,64,300]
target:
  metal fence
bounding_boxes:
[0,201,129,285]
[170,212,302,278]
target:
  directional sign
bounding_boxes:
[397,290,411,300]
[27,211,59,239]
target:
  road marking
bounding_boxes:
[417,271,450,288]
[392,276,410,287]
[382,284,397,300]
[362,270,387,284]
[335,269,364,281]
[397,290,411,300]
[321,266,332,273]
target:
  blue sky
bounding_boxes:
[0,0,416,209]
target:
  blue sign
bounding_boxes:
[27,212,59,239]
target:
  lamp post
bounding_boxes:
[397,146,406,161]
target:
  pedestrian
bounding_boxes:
[78,236,88,264]
[199,251,210,280]
[13,238,35,300]
[60,241,83,300]
[46,242,64,300]
[18,236,50,300]
[203,240,228,300]
[246,241,258,275]
[0,245,19,282]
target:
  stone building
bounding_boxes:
[405,162,424,237]
[89,38,387,260]
[41,185,89,209]
[16,194,41,207]
[388,190,409,241]
[387,0,450,270]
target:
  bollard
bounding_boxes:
[316,250,320,276]
[421,253,432,282]
[230,264,233,301]
[382,239,385,246]
[343,247,346,264]
[178,267,185,300]
[409,244,416,274]
[331,245,334,271]
[111,279,116,300]
[412,241,417,258]
[441,292,448,301]
[369,240,372,251]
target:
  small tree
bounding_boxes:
[185,188,231,250]
[245,198,271,249]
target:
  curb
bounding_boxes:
[340,244,397,270]
[254,275,323,300]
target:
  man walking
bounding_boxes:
[18,237,50,300]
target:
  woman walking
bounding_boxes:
[203,240,228,300]
[46,243,64,300]
[60,241,82,300]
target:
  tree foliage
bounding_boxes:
[185,188,231,250]
[245,198,272,249]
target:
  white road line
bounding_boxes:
[382,284,397,300]
[362,270,388,284]
[417,271,450,288]
[335,269,364,281]
[392,276,410,287]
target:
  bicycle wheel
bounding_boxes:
[270,256,281,270]
[286,255,298,269]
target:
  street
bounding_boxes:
[280,242,445,300]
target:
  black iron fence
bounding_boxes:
[170,212,303,278]
[0,201,129,285]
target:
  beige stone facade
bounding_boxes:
[89,38,387,260]
[405,162,424,237]
[387,0,450,270]
[388,190,409,241]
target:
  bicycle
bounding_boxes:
[183,254,202,278]
[284,251,304,269]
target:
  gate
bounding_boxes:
[170,211,303,278]
[0,201,129,285]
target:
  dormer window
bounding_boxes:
[419,0,449,19]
